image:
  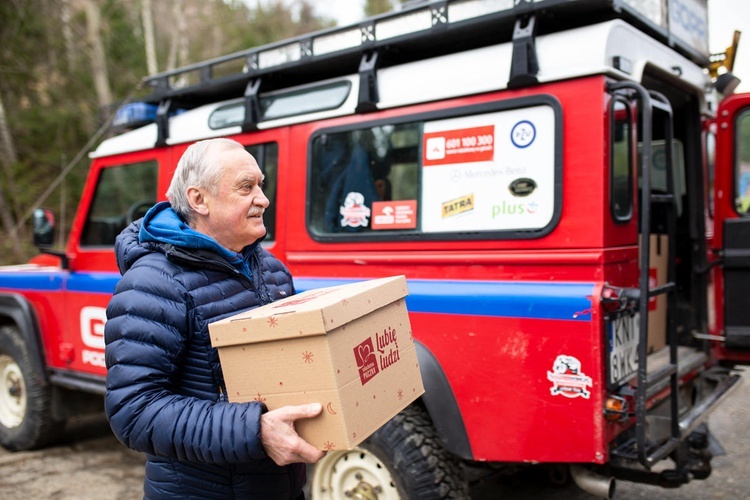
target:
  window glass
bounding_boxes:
[246,143,279,242]
[261,82,350,120]
[706,129,716,218]
[80,161,157,247]
[610,99,633,221]
[736,110,750,214]
[208,81,351,129]
[309,103,559,239]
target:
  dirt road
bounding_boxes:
[1,376,748,499]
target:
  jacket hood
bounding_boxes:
[114,201,256,277]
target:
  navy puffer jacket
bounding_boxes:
[104,207,303,499]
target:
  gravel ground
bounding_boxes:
[1,373,747,499]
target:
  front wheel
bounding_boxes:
[0,325,60,451]
[309,404,468,499]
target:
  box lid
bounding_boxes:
[209,275,408,347]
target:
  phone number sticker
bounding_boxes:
[423,125,495,166]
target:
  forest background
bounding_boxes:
[0,0,401,264]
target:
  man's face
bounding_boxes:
[200,146,269,252]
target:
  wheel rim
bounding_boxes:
[0,353,26,428]
[311,447,401,500]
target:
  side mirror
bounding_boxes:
[33,208,56,248]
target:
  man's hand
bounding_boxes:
[260,403,326,466]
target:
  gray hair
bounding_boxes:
[166,138,245,223]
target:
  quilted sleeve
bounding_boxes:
[104,255,267,464]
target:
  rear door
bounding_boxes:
[713,92,750,362]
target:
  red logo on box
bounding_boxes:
[354,338,379,385]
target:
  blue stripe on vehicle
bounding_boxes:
[0,271,120,294]
[66,273,120,294]
[1,272,594,321]
[0,271,66,291]
[293,278,594,321]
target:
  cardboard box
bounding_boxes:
[640,234,668,353]
[208,275,424,451]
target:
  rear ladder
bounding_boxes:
[608,81,679,468]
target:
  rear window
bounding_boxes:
[308,98,562,241]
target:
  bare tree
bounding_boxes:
[60,0,76,69]
[84,0,113,109]
[142,0,158,75]
[0,94,26,261]
[166,0,187,72]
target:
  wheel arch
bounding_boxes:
[415,340,473,459]
[0,293,49,385]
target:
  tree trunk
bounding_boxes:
[141,0,158,75]
[0,94,27,262]
[166,0,187,84]
[61,0,76,69]
[84,0,113,109]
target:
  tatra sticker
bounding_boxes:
[547,355,592,399]
[441,194,474,219]
[339,191,371,228]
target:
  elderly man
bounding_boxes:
[104,138,324,499]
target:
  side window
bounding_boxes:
[735,109,750,214]
[308,102,560,240]
[610,98,633,222]
[246,143,278,241]
[80,161,157,247]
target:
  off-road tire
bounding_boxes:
[308,404,469,499]
[0,325,59,451]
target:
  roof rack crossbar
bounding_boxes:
[155,99,173,147]
[242,78,261,132]
[508,14,539,89]
[355,51,380,114]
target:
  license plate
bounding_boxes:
[608,313,640,386]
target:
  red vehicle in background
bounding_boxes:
[2,1,749,498]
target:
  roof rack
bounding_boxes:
[135,0,709,144]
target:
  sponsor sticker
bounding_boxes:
[371,200,418,230]
[442,194,474,219]
[339,191,371,228]
[423,125,495,166]
[510,120,536,148]
[547,355,592,399]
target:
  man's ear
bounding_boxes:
[187,186,209,215]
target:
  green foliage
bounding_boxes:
[0,0,333,265]
[366,0,397,17]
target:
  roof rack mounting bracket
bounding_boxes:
[508,14,540,89]
[356,51,379,114]
[155,98,173,147]
[242,78,262,132]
